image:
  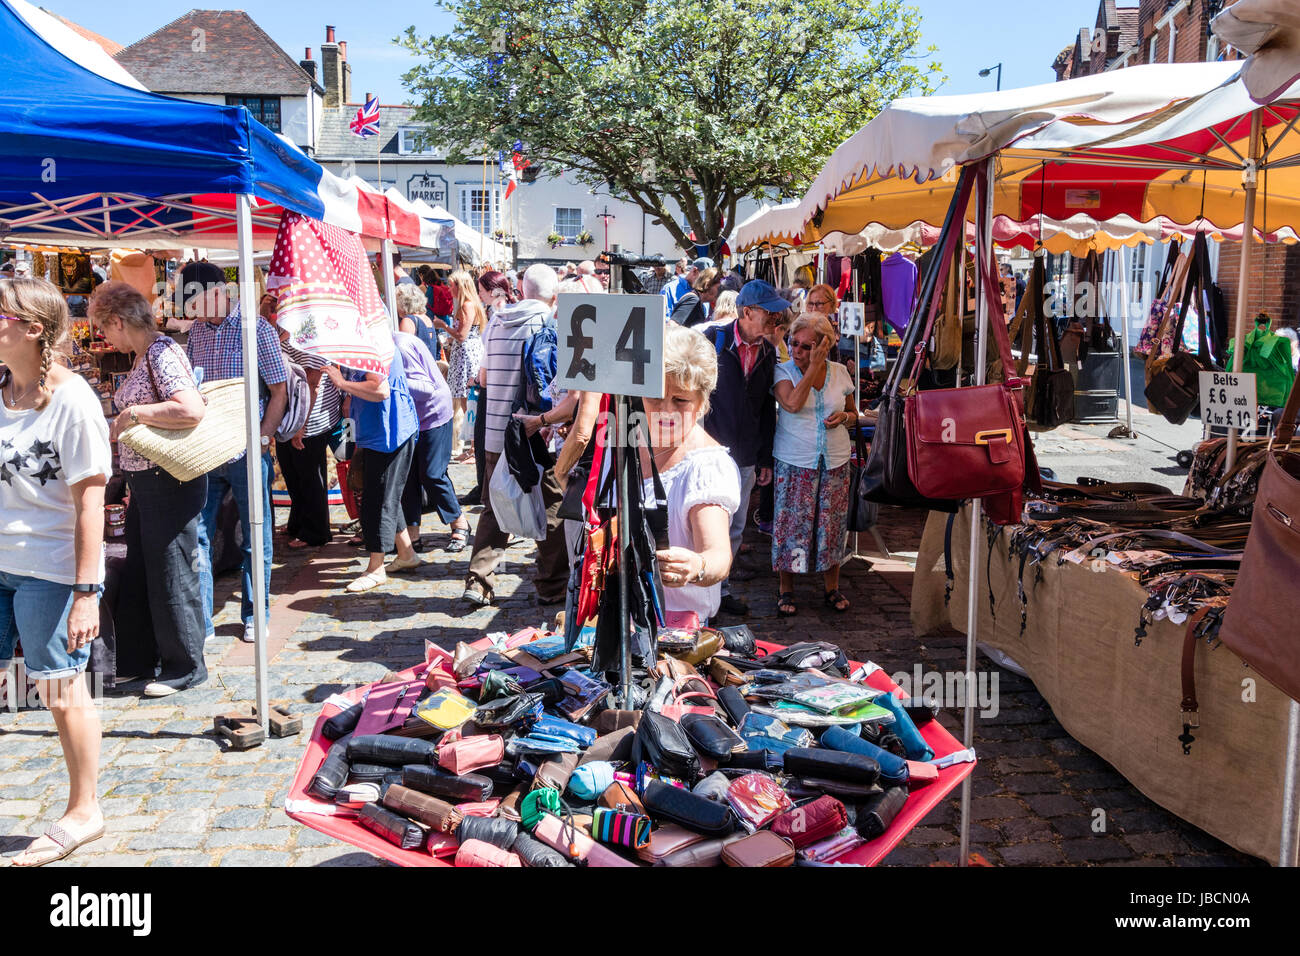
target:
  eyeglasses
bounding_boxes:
[0,314,28,324]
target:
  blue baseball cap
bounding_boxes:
[690,257,714,271]
[736,279,789,314]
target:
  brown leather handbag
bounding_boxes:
[1217,372,1300,703]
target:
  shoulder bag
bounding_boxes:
[1024,257,1075,428]
[1145,232,1221,425]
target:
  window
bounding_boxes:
[398,128,437,156]
[226,96,280,132]
[554,207,583,241]
[458,186,500,233]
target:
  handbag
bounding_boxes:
[1145,232,1221,425]
[769,795,849,849]
[119,374,248,482]
[1135,243,1184,357]
[1019,257,1074,429]
[1217,373,1300,703]
[904,166,1027,501]
[846,415,879,533]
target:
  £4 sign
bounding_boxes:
[554,294,666,399]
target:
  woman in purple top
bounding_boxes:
[394,330,470,553]
[90,282,210,698]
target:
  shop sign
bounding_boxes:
[554,294,665,398]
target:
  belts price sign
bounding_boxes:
[555,294,665,399]
[1198,371,1257,432]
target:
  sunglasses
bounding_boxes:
[0,313,29,324]
[790,340,817,352]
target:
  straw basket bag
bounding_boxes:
[118,377,249,482]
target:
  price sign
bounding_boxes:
[838,301,865,338]
[554,293,665,398]
[1198,371,1256,432]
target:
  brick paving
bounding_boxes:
[0,458,1262,867]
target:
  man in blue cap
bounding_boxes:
[700,278,783,616]
[662,256,712,315]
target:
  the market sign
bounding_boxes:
[554,293,665,399]
[406,173,449,206]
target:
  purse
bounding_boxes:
[1217,373,1300,703]
[724,772,793,829]
[512,832,575,867]
[474,693,545,733]
[819,725,909,786]
[455,814,520,850]
[679,713,747,761]
[455,840,522,867]
[1145,232,1221,425]
[356,803,425,851]
[381,785,463,834]
[308,739,350,801]
[118,371,248,483]
[782,748,880,786]
[856,785,910,840]
[345,734,437,767]
[591,806,653,850]
[636,823,706,864]
[846,413,879,533]
[720,830,795,867]
[643,780,738,837]
[579,726,636,766]
[660,676,718,721]
[599,781,646,815]
[532,811,640,867]
[401,765,493,802]
[531,752,581,793]
[437,734,504,776]
[1019,257,1074,429]
[769,795,849,849]
[633,710,701,779]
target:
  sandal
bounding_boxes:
[12,815,105,867]
[447,526,470,553]
[346,569,387,593]
[777,592,797,617]
[286,538,313,550]
[824,589,850,613]
[346,534,364,547]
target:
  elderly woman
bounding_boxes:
[397,282,440,362]
[639,323,741,622]
[771,312,858,616]
[1,278,111,864]
[91,281,210,696]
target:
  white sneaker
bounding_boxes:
[241,621,269,643]
[143,681,181,698]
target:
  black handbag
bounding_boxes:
[1024,258,1074,428]
[632,710,701,779]
[1146,232,1221,425]
[846,416,879,532]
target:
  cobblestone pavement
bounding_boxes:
[0,458,1260,867]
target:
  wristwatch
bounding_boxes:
[260,435,270,448]
[128,408,139,425]
[71,583,100,594]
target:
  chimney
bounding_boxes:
[326,25,335,43]
[321,27,348,108]
[299,47,317,82]
[339,40,347,60]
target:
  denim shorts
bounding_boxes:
[0,570,86,680]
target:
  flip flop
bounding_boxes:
[12,817,105,867]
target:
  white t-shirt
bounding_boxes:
[643,445,741,621]
[0,375,112,585]
[772,359,855,470]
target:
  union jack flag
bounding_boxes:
[349,97,380,138]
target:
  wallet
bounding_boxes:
[721,830,795,867]
[724,773,792,829]
[636,823,706,864]
[512,832,574,867]
[726,749,784,773]
[437,734,505,776]
[413,688,478,732]
[634,711,701,780]
[769,795,849,849]
[334,782,380,809]
[357,802,425,851]
[531,752,580,793]
[346,761,397,784]
[782,747,880,785]
[531,714,596,749]
[455,839,522,867]
[797,776,882,800]
[579,725,636,766]
[716,624,757,656]
[708,658,749,688]
[643,779,737,837]
[474,692,545,733]
[347,734,438,767]
[599,781,645,815]
[456,814,520,850]
[680,713,747,761]
[591,806,652,850]
[568,761,615,801]
[382,784,463,834]
[820,725,909,786]
[906,761,940,787]
[533,812,639,867]
[656,834,746,867]
[856,785,909,840]
[321,700,364,741]
[874,691,934,761]
[308,739,350,801]
[594,710,642,734]
[402,764,493,802]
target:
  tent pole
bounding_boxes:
[1116,247,1134,436]
[1281,702,1300,866]
[236,194,269,735]
[959,157,995,868]
[1227,110,1263,471]
[381,238,398,330]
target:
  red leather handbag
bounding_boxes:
[905,165,1028,501]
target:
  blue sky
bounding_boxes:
[50,0,1124,103]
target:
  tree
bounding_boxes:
[398,0,941,257]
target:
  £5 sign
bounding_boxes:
[554,294,666,399]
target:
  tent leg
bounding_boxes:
[1282,701,1300,866]
[236,193,269,736]
[959,157,996,868]
[1117,248,1134,436]
[381,238,398,330]
[1227,110,1263,470]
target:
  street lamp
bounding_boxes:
[979,63,1002,91]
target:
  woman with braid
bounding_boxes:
[0,277,112,865]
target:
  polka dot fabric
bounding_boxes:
[267,212,395,374]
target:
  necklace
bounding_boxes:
[3,378,37,409]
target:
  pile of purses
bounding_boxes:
[304,624,944,867]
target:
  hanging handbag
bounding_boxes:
[1217,373,1300,703]
[1146,232,1221,425]
[1082,250,1120,353]
[1025,257,1075,428]
[1135,243,1187,358]
[904,165,1027,501]
[845,416,878,533]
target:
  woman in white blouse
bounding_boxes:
[638,323,741,623]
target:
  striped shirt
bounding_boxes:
[480,300,550,455]
[282,341,341,438]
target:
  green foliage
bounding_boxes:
[398,0,941,254]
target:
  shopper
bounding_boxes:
[184,262,286,643]
[397,283,440,361]
[770,312,858,616]
[643,261,671,295]
[709,289,739,327]
[462,264,568,607]
[89,282,209,695]
[263,292,342,550]
[662,256,711,314]
[395,329,471,553]
[323,346,420,593]
[640,323,741,623]
[670,267,722,328]
[0,277,111,866]
[441,270,489,459]
[700,278,780,616]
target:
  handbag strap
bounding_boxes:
[1270,359,1300,447]
[971,164,1022,386]
[1031,257,1065,374]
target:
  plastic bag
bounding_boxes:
[462,385,479,444]
[489,458,547,540]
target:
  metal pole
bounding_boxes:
[236,194,269,735]
[1281,702,1300,866]
[1227,110,1263,470]
[614,395,633,706]
[381,237,398,330]
[959,158,995,868]
[1116,247,1135,436]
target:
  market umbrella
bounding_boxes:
[1214,0,1300,105]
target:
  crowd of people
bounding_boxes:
[0,251,877,865]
